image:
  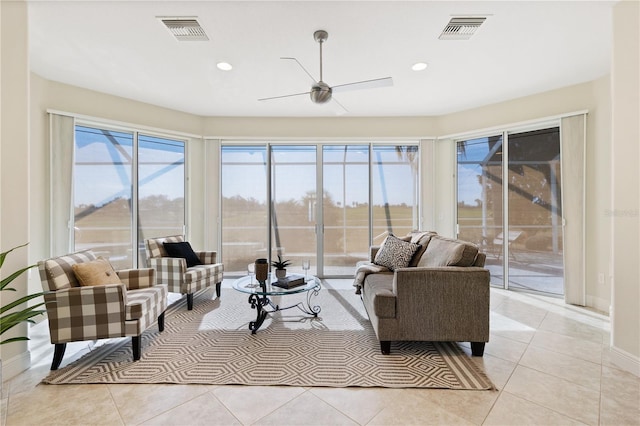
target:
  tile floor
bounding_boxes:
[2,279,639,426]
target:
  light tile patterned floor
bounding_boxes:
[2,279,639,425]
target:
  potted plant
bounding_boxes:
[271,255,292,279]
[1,243,46,345]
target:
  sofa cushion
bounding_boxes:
[163,241,202,267]
[407,231,437,266]
[72,257,123,287]
[184,263,223,284]
[419,235,479,267]
[42,250,98,290]
[373,234,421,271]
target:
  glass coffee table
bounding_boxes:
[233,274,321,334]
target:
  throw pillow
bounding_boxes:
[419,236,479,267]
[373,234,421,271]
[163,241,202,267]
[407,231,437,266]
[71,257,123,287]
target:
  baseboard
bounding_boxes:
[1,350,31,389]
[610,345,640,377]
[586,295,610,315]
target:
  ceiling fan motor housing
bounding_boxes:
[310,81,332,103]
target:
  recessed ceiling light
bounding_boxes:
[412,62,428,71]
[216,62,233,71]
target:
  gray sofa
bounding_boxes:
[354,231,490,356]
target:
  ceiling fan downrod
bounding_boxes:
[310,30,331,104]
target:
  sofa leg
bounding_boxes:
[132,336,142,361]
[216,282,221,298]
[51,343,67,370]
[471,342,485,356]
[158,311,165,332]
[380,341,391,355]
[187,293,194,310]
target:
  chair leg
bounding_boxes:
[132,336,142,361]
[471,342,485,356]
[380,341,391,355]
[158,311,165,332]
[51,343,67,370]
[216,282,221,298]
[187,293,194,310]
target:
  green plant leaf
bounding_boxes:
[0,264,36,291]
[0,242,29,269]
[0,307,45,331]
[0,242,45,345]
[0,294,45,315]
[0,336,31,345]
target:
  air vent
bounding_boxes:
[439,17,486,40]
[159,17,209,41]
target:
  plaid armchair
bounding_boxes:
[144,235,223,310]
[38,250,168,370]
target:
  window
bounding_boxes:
[220,145,269,275]
[372,145,420,245]
[221,142,420,277]
[456,127,564,295]
[73,125,185,269]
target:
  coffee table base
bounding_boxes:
[247,285,321,334]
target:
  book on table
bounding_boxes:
[272,274,306,289]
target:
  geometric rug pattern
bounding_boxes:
[43,288,494,390]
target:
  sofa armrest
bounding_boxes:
[116,268,156,290]
[369,246,381,262]
[195,251,218,264]
[148,257,187,288]
[392,267,490,341]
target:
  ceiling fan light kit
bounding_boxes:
[258,29,393,111]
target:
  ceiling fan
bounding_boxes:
[258,30,393,112]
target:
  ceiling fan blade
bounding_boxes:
[258,91,311,102]
[332,77,394,93]
[331,97,348,115]
[281,57,317,83]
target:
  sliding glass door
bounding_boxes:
[456,135,505,286]
[322,145,370,276]
[506,128,563,294]
[221,142,420,277]
[74,126,134,269]
[137,135,186,266]
[73,125,186,269]
[220,146,269,275]
[456,127,564,295]
[372,145,419,245]
[270,146,317,276]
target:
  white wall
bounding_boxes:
[610,0,640,376]
[0,0,32,380]
[203,116,438,139]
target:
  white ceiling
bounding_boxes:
[28,1,614,117]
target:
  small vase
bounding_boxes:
[275,269,286,279]
[255,258,269,283]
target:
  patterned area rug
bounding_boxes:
[43,287,493,389]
